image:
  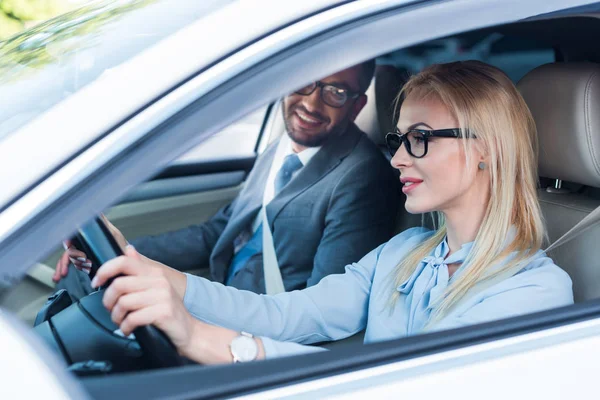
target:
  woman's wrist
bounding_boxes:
[166,266,187,300]
[180,319,236,363]
[179,319,266,364]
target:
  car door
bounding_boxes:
[2,0,600,399]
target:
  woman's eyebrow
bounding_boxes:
[407,122,434,130]
[398,122,434,132]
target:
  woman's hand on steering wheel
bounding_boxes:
[53,239,92,282]
[92,245,198,359]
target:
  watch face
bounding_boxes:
[231,335,258,362]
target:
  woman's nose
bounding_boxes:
[390,142,412,170]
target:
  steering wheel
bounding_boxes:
[77,217,186,368]
[35,217,187,372]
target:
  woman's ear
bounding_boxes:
[477,152,490,170]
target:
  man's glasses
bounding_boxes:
[295,81,360,108]
[385,128,474,158]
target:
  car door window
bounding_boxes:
[172,106,268,165]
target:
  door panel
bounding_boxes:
[0,268,55,326]
[107,184,242,244]
[118,172,245,204]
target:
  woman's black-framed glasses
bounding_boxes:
[385,128,474,158]
[295,81,361,108]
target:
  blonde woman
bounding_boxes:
[93,60,573,364]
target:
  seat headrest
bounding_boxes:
[355,65,409,146]
[518,63,600,188]
[375,65,410,138]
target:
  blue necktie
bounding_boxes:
[226,154,303,284]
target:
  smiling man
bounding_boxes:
[56,61,401,295]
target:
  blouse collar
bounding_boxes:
[396,236,475,310]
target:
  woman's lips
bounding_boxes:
[401,178,423,194]
[402,182,421,194]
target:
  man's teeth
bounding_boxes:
[298,112,319,123]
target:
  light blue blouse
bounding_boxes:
[183,227,574,359]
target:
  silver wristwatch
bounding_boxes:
[230,332,258,363]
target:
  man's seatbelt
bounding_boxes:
[546,204,600,252]
[262,206,285,295]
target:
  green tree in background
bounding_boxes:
[0,0,154,83]
[0,0,76,40]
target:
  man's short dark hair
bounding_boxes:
[358,59,376,94]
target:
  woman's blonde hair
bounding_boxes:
[389,60,544,324]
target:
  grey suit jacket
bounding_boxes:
[133,123,400,293]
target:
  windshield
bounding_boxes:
[0,0,234,140]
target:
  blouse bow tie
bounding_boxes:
[397,239,473,311]
[397,255,450,310]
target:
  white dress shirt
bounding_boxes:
[249,133,321,233]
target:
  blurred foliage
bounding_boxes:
[0,0,154,82]
[0,0,76,40]
[0,8,22,39]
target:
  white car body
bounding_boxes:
[0,0,599,398]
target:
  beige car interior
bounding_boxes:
[519,62,600,303]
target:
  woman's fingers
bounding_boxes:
[103,275,163,310]
[110,287,167,326]
[119,305,165,336]
[66,247,87,260]
[53,250,71,282]
[97,247,194,354]
[92,256,139,289]
[53,245,93,282]
[96,246,188,341]
[66,248,91,268]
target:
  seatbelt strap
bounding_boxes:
[433,203,600,319]
[545,203,600,252]
[261,206,285,295]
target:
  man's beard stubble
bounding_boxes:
[282,104,349,148]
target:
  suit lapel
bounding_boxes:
[231,146,273,222]
[265,123,363,229]
[211,141,277,263]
